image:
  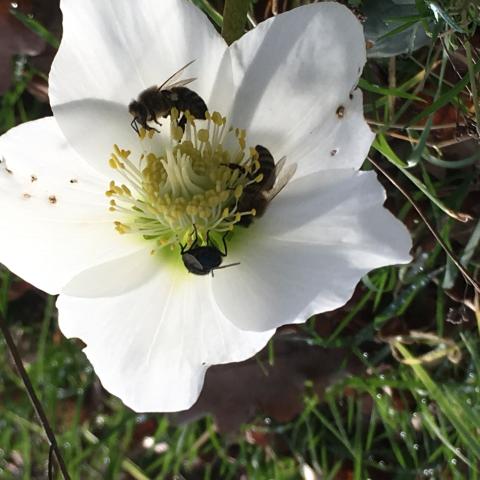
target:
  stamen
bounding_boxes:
[106,110,264,254]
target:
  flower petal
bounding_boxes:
[226,3,373,177]
[50,0,226,107]
[0,118,144,294]
[53,100,143,178]
[213,170,412,331]
[61,248,159,298]
[57,271,274,412]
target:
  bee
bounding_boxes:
[181,228,239,276]
[234,145,297,227]
[128,60,208,134]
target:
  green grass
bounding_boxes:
[1,0,480,478]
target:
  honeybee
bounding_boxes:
[128,60,208,134]
[236,145,297,227]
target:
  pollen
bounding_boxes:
[106,110,260,253]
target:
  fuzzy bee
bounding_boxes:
[234,145,297,227]
[129,60,208,134]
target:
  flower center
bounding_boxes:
[106,109,263,253]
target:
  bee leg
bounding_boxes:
[220,231,229,256]
[145,124,161,134]
[130,119,140,135]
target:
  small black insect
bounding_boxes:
[129,60,208,134]
[233,145,296,227]
[181,228,238,276]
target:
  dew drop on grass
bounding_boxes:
[413,443,419,450]
[451,458,457,466]
[400,431,407,439]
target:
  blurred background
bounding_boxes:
[1,0,480,478]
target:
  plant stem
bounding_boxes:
[222,0,250,45]
[0,314,71,480]
[465,41,480,138]
[367,157,480,295]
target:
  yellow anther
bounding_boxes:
[197,129,209,142]
[172,126,184,142]
[170,107,180,122]
[255,173,264,183]
[234,185,243,199]
[211,111,223,126]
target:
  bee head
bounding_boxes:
[128,100,146,120]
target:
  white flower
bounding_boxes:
[0,0,411,412]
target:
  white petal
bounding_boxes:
[226,3,373,177]
[53,100,143,178]
[62,248,159,298]
[57,271,274,412]
[0,118,144,294]
[213,170,412,331]
[50,0,227,107]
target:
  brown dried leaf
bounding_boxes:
[172,333,361,433]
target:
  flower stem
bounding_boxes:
[367,156,480,296]
[222,0,250,45]
[0,313,71,480]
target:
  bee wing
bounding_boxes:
[273,155,287,177]
[158,59,196,90]
[163,77,197,89]
[264,160,297,202]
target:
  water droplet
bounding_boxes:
[400,431,407,439]
[413,443,419,450]
[451,458,457,465]
[136,414,147,423]
[379,374,385,380]
[378,460,385,466]
[264,417,272,425]
[10,2,18,8]
[362,352,369,358]
[142,436,155,449]
[376,393,382,399]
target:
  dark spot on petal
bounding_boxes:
[201,362,206,366]
[336,106,345,118]
[22,193,31,199]
[5,167,13,174]
[349,92,354,100]
[48,195,57,205]
[70,178,78,184]
[330,149,338,156]
[31,175,38,183]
